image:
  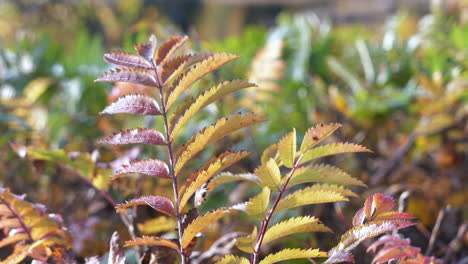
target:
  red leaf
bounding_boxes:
[367,235,411,253]
[364,193,395,220]
[95,69,157,87]
[156,36,188,65]
[116,195,175,216]
[104,52,152,70]
[113,159,169,179]
[98,128,166,146]
[100,94,161,115]
[325,252,354,264]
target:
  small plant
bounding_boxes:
[212,124,371,263]
[0,188,71,263]
[95,35,264,263]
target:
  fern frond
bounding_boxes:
[236,226,258,253]
[277,129,296,168]
[156,36,189,65]
[115,195,175,216]
[170,80,255,139]
[300,142,371,164]
[300,123,342,152]
[100,94,161,116]
[262,216,331,245]
[103,51,152,69]
[124,236,180,252]
[206,172,261,196]
[112,159,169,179]
[165,53,239,109]
[95,68,158,87]
[275,186,349,214]
[259,248,327,264]
[214,255,250,264]
[174,113,266,174]
[285,164,366,188]
[0,188,71,263]
[181,209,230,248]
[246,187,271,220]
[178,151,251,212]
[97,128,166,146]
[254,158,281,191]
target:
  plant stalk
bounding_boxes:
[251,154,304,264]
[152,61,189,264]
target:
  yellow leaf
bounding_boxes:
[263,216,331,245]
[300,142,371,164]
[170,80,255,139]
[236,226,257,253]
[175,113,266,174]
[206,172,261,196]
[165,53,239,109]
[214,255,250,264]
[181,209,230,248]
[155,36,189,66]
[255,159,281,191]
[22,78,52,104]
[124,236,179,252]
[178,151,251,213]
[259,248,327,264]
[300,123,342,152]
[285,164,366,188]
[275,186,349,214]
[246,187,271,220]
[137,216,177,235]
[261,143,278,164]
[277,129,296,168]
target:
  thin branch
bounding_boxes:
[426,206,448,255]
[152,60,189,264]
[251,153,304,264]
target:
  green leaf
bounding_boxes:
[175,113,266,174]
[236,226,257,253]
[285,164,366,188]
[214,255,250,264]
[259,248,327,264]
[263,216,331,245]
[275,185,349,214]
[300,142,371,164]
[181,209,230,248]
[277,129,296,168]
[246,187,271,220]
[255,158,281,191]
[300,123,342,153]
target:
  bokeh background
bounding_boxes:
[0,0,467,263]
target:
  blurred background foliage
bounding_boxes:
[0,0,466,262]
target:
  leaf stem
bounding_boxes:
[251,154,304,264]
[152,61,189,264]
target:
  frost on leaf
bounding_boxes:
[100,94,161,115]
[113,159,170,179]
[95,69,158,87]
[98,128,166,146]
[116,195,175,216]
